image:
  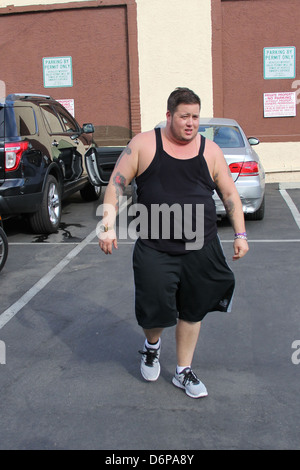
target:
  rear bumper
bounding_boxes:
[0,180,42,214]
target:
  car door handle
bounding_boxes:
[52,140,59,147]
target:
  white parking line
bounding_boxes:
[0,197,133,330]
[279,189,300,230]
[0,230,96,330]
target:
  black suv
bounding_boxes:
[0,93,100,233]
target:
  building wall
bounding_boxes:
[136,0,213,131]
[0,0,213,131]
[0,6,129,126]
[212,0,300,183]
[0,0,141,146]
[1,0,299,182]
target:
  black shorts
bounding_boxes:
[132,236,235,329]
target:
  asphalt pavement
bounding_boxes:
[0,183,299,451]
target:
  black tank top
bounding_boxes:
[135,128,217,254]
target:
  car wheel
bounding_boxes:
[80,182,101,201]
[0,226,8,272]
[246,195,265,221]
[29,175,62,233]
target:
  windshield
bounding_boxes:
[199,125,245,148]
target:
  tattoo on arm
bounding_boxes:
[214,171,235,221]
[115,146,132,168]
[223,198,235,220]
[113,172,126,211]
[111,146,132,212]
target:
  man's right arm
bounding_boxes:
[98,137,139,254]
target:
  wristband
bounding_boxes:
[234,232,247,237]
[234,234,248,240]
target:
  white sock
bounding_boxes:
[145,337,161,350]
[176,365,190,374]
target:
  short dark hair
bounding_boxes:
[167,87,201,115]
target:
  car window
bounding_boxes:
[0,106,36,137]
[40,104,65,134]
[54,105,80,133]
[14,106,37,136]
[199,125,245,148]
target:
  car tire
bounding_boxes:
[246,195,265,221]
[80,182,101,201]
[0,226,8,272]
[29,175,62,234]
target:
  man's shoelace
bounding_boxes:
[181,369,199,386]
[139,348,159,366]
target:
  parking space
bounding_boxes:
[0,183,299,450]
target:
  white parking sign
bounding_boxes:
[43,56,73,88]
[264,47,296,79]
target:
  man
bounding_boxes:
[99,88,249,398]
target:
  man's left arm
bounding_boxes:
[213,146,249,261]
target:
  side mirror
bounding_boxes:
[248,137,259,146]
[82,123,95,134]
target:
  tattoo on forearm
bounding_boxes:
[223,198,235,220]
[113,172,126,211]
[214,170,235,219]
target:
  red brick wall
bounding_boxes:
[212,0,300,142]
[0,1,141,144]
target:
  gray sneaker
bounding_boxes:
[139,345,161,381]
[172,367,208,398]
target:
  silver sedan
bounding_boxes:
[198,118,265,220]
